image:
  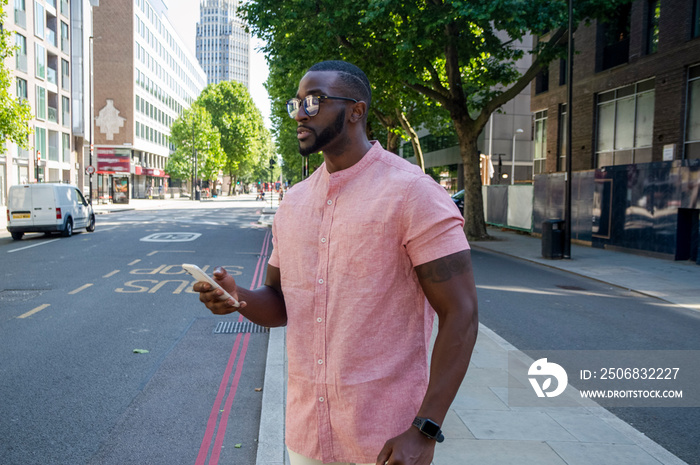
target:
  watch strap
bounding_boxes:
[412,416,445,443]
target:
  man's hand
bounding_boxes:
[376,428,436,465]
[193,266,246,314]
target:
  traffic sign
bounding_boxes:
[86,165,96,175]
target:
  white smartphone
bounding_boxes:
[182,264,240,307]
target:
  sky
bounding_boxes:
[164,0,272,128]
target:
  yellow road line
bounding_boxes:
[69,283,93,295]
[18,304,50,319]
[103,270,120,278]
[128,259,141,266]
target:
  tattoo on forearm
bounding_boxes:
[416,250,470,283]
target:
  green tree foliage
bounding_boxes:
[1,0,33,154]
[196,81,271,193]
[242,0,629,240]
[241,1,452,183]
[166,104,225,184]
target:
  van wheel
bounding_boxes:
[86,215,96,232]
[11,232,24,240]
[62,219,73,237]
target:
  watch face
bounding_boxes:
[422,419,441,437]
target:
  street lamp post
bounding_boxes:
[511,128,524,185]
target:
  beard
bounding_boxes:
[298,109,346,156]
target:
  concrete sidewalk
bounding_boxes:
[256,227,699,465]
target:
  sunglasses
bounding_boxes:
[286,95,358,118]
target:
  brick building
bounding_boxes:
[531,0,700,262]
[531,0,700,172]
[92,0,206,200]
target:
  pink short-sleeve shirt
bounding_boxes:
[269,142,469,463]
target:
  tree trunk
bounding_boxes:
[396,109,425,172]
[386,131,400,154]
[453,115,490,241]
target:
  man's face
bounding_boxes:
[294,71,350,156]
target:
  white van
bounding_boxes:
[6,183,96,240]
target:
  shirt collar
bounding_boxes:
[324,141,383,184]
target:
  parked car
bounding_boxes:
[6,183,96,240]
[451,189,464,215]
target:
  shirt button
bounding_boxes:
[327,200,333,205]
[318,278,324,284]
[317,317,323,323]
[318,359,323,364]
[319,397,325,402]
[321,237,327,243]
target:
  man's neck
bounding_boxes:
[323,138,374,174]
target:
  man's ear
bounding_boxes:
[349,101,368,123]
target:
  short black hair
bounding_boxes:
[307,60,371,109]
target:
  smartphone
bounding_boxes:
[182,264,240,307]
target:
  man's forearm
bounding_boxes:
[236,285,287,328]
[418,307,478,424]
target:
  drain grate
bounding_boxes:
[214,320,269,334]
[0,289,48,303]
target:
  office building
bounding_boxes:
[92,0,206,200]
[2,0,86,205]
[196,0,249,87]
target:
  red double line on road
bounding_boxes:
[196,229,273,465]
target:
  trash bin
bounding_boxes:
[542,219,564,259]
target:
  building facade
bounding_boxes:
[531,0,700,172]
[91,0,206,200]
[530,0,700,261]
[2,0,85,205]
[195,0,249,88]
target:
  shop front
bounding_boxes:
[96,147,131,204]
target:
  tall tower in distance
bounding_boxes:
[196,0,250,88]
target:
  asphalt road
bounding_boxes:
[471,248,700,465]
[0,204,271,465]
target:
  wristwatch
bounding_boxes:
[412,416,445,443]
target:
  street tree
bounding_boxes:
[241,1,454,179]
[166,104,225,190]
[1,0,33,155]
[196,81,271,193]
[242,0,628,240]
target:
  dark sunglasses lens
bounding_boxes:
[304,96,320,117]
[286,99,300,118]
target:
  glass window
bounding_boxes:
[558,104,568,172]
[14,0,27,28]
[694,0,700,38]
[62,96,70,127]
[61,21,69,53]
[36,86,46,120]
[15,33,28,72]
[16,77,28,100]
[35,43,45,79]
[635,91,654,147]
[61,59,69,90]
[62,133,70,163]
[685,65,700,159]
[596,79,655,167]
[34,1,44,39]
[647,0,660,54]
[533,110,548,175]
[35,127,46,160]
[614,96,635,149]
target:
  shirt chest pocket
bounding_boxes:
[333,222,389,279]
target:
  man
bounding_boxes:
[195,61,478,465]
